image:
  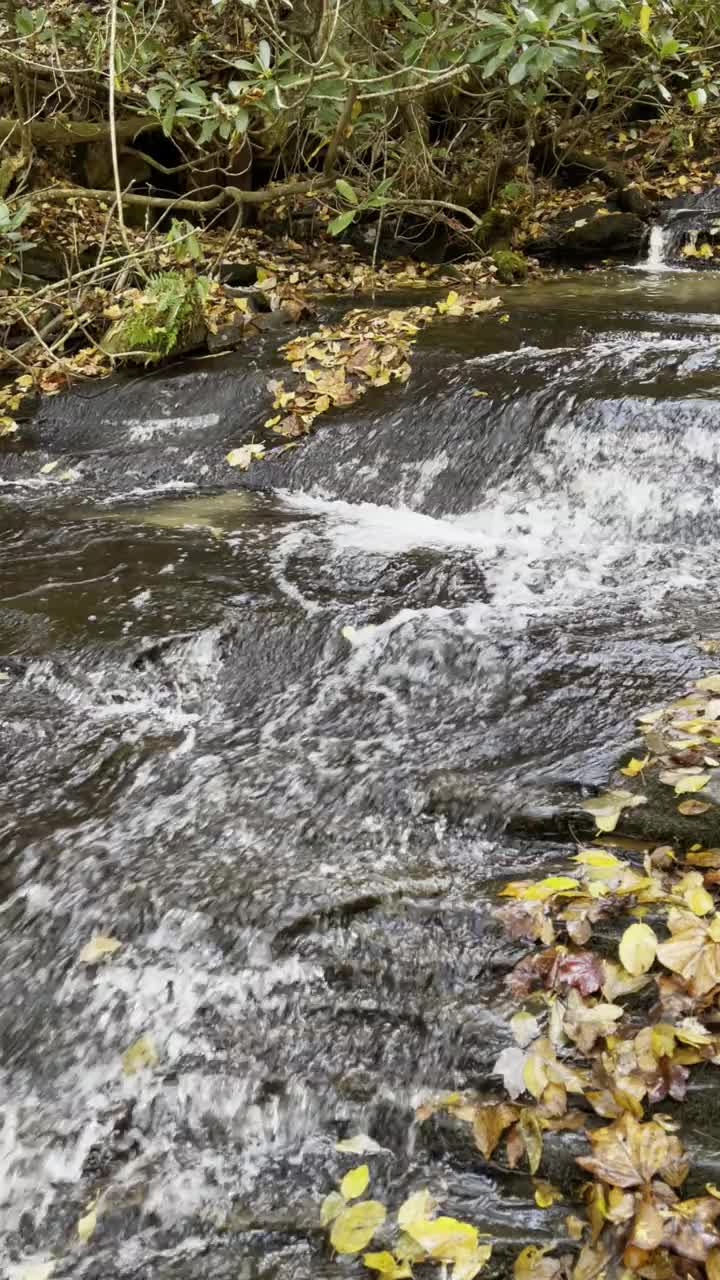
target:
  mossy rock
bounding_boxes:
[102,271,207,365]
[491,248,528,284]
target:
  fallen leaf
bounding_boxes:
[79,935,122,964]
[363,1251,412,1278]
[121,1034,158,1075]
[336,1134,382,1154]
[77,1202,97,1243]
[582,789,647,833]
[321,1191,345,1225]
[398,1188,437,1227]
[226,443,265,469]
[341,1165,370,1200]
[619,922,657,976]
[331,1201,387,1254]
[679,799,712,816]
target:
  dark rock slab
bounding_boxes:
[527,202,646,260]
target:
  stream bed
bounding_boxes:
[2,271,720,1279]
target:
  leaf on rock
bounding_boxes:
[79,935,122,964]
[337,1133,382,1154]
[77,1202,97,1243]
[472,1103,519,1159]
[493,1045,528,1099]
[679,799,712,816]
[398,1188,437,1228]
[619,922,657,976]
[518,1107,543,1175]
[581,789,647,833]
[341,1164,370,1201]
[576,1113,687,1189]
[621,756,649,777]
[513,1244,564,1279]
[226,443,265,469]
[656,909,720,995]
[121,1033,158,1075]
[321,1191,346,1225]
[511,1010,540,1047]
[331,1201,387,1254]
[676,774,711,795]
[363,1251,412,1278]
[403,1216,478,1261]
[534,1180,563,1209]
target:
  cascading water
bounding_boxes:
[2,271,720,1280]
[644,223,669,270]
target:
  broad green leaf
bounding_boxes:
[328,209,356,236]
[341,1164,370,1200]
[331,1201,386,1254]
[508,58,528,86]
[336,178,359,206]
[619,922,657,976]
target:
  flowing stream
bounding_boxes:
[2,271,720,1279]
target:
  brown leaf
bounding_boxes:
[576,1114,687,1190]
[472,1103,519,1160]
[555,951,604,996]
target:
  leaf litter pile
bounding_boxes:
[226,292,501,468]
[318,672,720,1280]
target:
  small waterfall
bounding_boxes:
[644,224,668,271]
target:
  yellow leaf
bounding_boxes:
[331,1201,386,1254]
[321,1191,345,1225]
[226,443,265,469]
[341,1164,370,1200]
[675,774,710,795]
[121,1034,158,1075]
[363,1251,412,1278]
[16,374,34,389]
[511,1010,539,1047]
[534,1180,563,1209]
[398,1188,437,1228]
[78,1202,97,1243]
[404,1216,478,1261]
[518,1108,543,1175]
[79,935,122,964]
[619,922,657,976]
[519,876,580,900]
[621,756,648,777]
[685,885,714,916]
[336,1134,382,1154]
[452,1244,493,1279]
[639,2,651,36]
[573,849,621,869]
[40,461,59,475]
[523,1052,549,1100]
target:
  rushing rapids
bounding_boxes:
[2,271,720,1279]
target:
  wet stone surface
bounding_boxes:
[2,271,720,1276]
